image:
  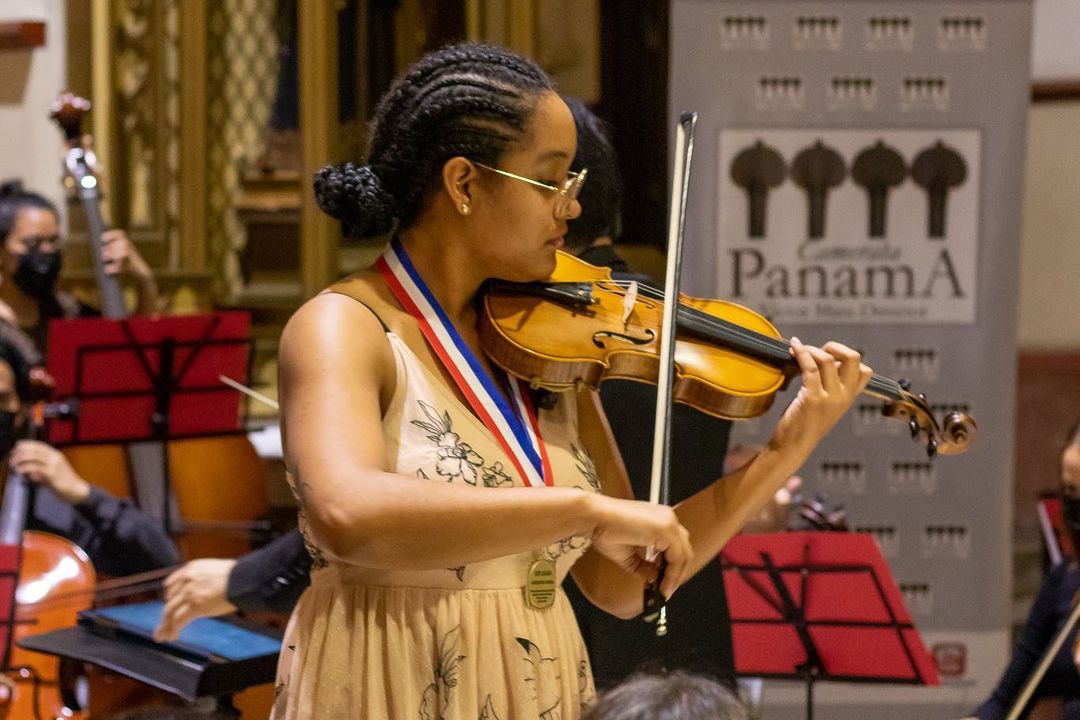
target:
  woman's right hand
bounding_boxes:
[586,493,693,600]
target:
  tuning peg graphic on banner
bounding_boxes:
[912,141,967,238]
[792,140,845,240]
[730,140,787,238]
[852,140,907,238]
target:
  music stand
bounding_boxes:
[1037,495,1073,565]
[719,532,939,720]
[46,312,251,533]
[19,600,281,703]
[0,545,19,671]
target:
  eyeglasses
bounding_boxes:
[472,161,587,216]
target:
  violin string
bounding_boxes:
[601,279,905,400]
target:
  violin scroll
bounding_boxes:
[881,389,977,457]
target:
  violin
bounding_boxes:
[480,250,976,458]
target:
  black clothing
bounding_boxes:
[226,529,312,614]
[28,484,180,577]
[27,289,97,354]
[577,244,631,275]
[975,562,1080,719]
[565,379,735,688]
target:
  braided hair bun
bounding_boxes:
[314,163,396,239]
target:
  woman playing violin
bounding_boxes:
[274,42,871,720]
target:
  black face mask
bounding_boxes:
[0,410,20,459]
[13,248,61,300]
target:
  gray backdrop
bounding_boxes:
[669,1,1032,717]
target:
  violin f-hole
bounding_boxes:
[592,328,656,349]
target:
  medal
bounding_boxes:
[377,238,553,488]
[524,557,557,610]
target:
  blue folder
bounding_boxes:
[80,600,281,662]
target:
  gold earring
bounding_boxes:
[460,201,471,216]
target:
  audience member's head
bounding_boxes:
[583,670,751,720]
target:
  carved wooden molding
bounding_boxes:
[298,1,340,298]
[0,21,46,49]
[178,0,207,273]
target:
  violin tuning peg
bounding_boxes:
[917,393,927,402]
[909,418,920,440]
[926,439,939,458]
[898,378,912,391]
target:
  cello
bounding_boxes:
[49,92,274,717]
[49,93,269,561]
[0,400,94,720]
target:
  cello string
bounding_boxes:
[15,566,176,611]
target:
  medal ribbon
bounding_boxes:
[376,238,553,487]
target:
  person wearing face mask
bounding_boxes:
[0,180,159,351]
[0,330,179,576]
[964,419,1080,720]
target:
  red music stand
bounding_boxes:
[1037,495,1073,565]
[0,544,19,670]
[45,312,251,532]
[720,532,939,720]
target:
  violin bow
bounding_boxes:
[643,111,698,636]
[219,374,279,411]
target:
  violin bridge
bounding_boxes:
[621,281,639,327]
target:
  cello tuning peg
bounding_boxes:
[926,439,939,458]
[909,418,920,440]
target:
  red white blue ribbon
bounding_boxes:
[377,238,553,488]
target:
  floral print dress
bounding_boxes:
[271,327,601,720]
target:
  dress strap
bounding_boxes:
[323,277,390,332]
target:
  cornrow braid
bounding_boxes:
[313,42,553,239]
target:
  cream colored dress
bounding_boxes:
[272,328,600,719]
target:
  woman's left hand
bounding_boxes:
[770,337,872,457]
[100,229,152,283]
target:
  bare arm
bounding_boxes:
[572,338,872,618]
[280,294,690,573]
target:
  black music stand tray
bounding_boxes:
[46,312,251,533]
[719,532,939,720]
[18,601,280,704]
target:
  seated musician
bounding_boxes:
[965,418,1080,719]
[0,332,179,576]
[0,180,159,349]
[154,528,310,641]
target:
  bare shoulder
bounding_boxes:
[279,275,395,385]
